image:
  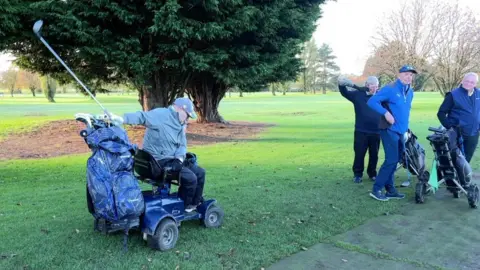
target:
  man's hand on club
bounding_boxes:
[108,113,124,126]
[338,77,354,87]
[384,111,395,125]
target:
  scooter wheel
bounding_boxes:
[467,185,479,209]
[203,205,224,228]
[147,218,178,251]
[415,182,425,204]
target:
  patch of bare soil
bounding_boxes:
[0,120,274,160]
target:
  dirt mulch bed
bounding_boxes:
[0,120,274,160]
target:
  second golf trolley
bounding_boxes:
[403,126,480,208]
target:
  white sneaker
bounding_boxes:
[401,181,411,187]
[185,205,197,213]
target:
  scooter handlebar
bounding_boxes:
[428,127,445,133]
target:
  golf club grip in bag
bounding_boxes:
[85,126,145,221]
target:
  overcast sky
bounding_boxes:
[1,0,480,74]
[312,0,480,75]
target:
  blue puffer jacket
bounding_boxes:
[367,79,414,135]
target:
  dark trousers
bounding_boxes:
[373,129,402,193]
[462,134,479,163]
[179,165,206,206]
[156,159,206,206]
[353,131,380,178]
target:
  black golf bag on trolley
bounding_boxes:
[77,114,145,250]
[401,129,429,180]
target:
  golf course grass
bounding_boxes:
[0,92,474,270]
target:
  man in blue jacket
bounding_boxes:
[338,76,381,183]
[367,65,416,201]
[437,72,480,163]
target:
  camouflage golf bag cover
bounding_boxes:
[84,125,145,222]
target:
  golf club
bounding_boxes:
[32,20,111,118]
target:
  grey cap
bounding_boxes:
[173,97,197,119]
[365,76,379,86]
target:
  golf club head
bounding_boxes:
[33,20,44,36]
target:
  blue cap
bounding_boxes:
[173,97,197,119]
[399,65,417,74]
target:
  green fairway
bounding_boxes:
[1,92,476,270]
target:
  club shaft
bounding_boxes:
[37,35,108,113]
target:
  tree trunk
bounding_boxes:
[303,69,307,94]
[137,71,187,111]
[187,75,228,123]
[30,87,36,97]
[271,84,276,96]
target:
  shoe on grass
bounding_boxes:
[369,191,389,201]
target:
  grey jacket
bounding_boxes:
[123,106,187,161]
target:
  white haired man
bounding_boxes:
[338,76,381,183]
[110,98,206,213]
[437,72,480,163]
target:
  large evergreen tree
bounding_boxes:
[0,0,324,122]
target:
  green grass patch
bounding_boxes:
[0,92,476,269]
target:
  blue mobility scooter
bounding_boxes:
[133,149,224,250]
[76,113,224,251]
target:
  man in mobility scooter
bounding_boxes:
[111,97,205,213]
[78,97,224,252]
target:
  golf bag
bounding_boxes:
[428,127,472,188]
[84,125,145,226]
[402,130,426,177]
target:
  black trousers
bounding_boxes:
[353,131,380,178]
[462,134,479,163]
[156,159,206,206]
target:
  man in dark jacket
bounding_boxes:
[367,65,416,201]
[437,72,480,163]
[338,76,381,183]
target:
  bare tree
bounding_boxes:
[430,3,480,95]
[280,81,291,95]
[24,71,41,97]
[0,68,18,97]
[370,0,480,94]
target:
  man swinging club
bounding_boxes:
[110,98,206,212]
[338,76,381,183]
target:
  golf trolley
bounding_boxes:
[76,113,224,251]
[396,129,431,189]
[415,126,479,208]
